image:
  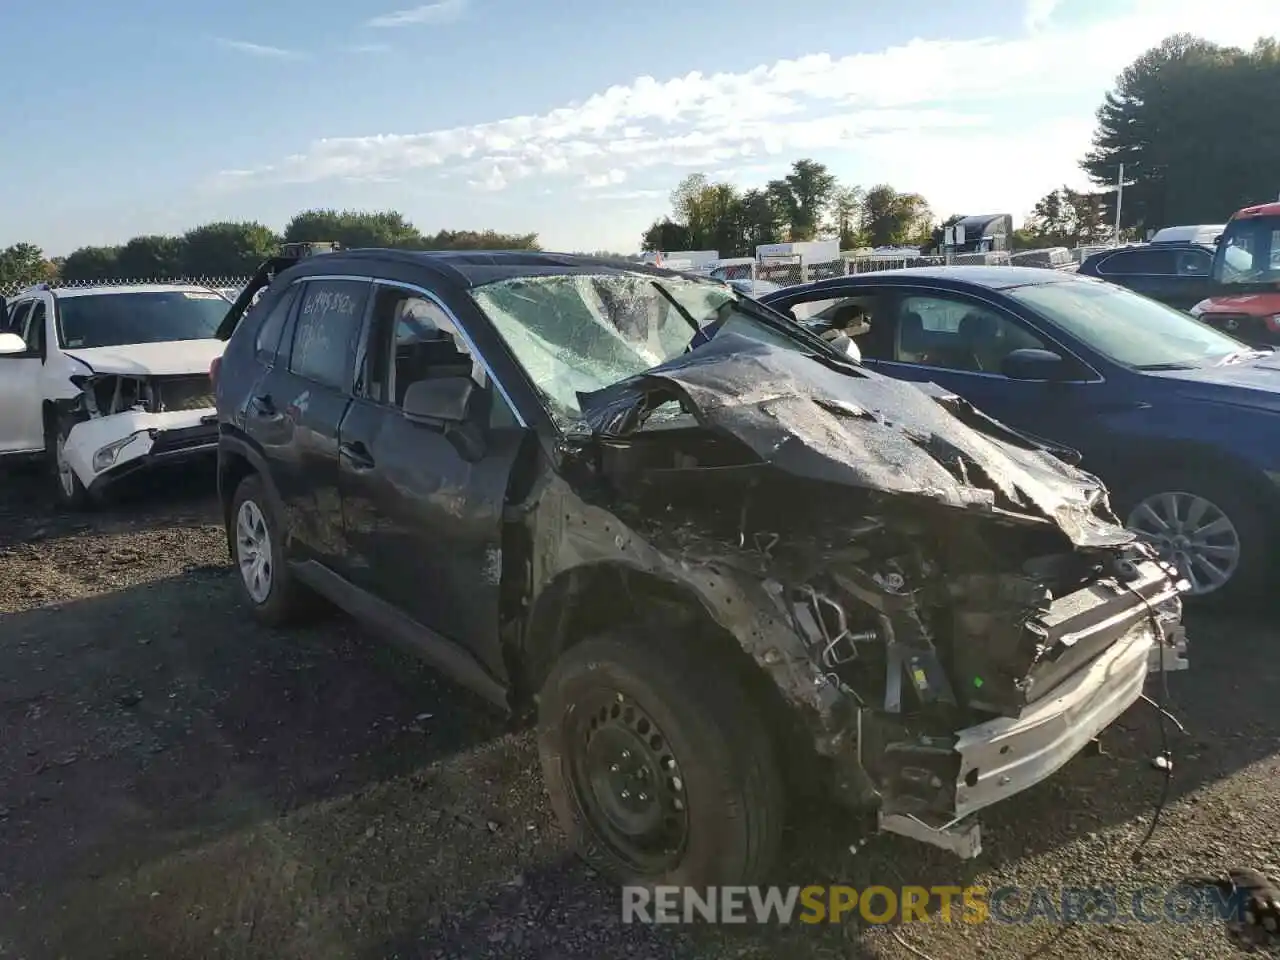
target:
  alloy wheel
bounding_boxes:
[55,434,76,499]
[235,499,274,604]
[1126,491,1241,596]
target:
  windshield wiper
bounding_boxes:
[1134,361,1200,371]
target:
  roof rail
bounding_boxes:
[278,241,342,260]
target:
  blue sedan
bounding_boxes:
[761,266,1280,601]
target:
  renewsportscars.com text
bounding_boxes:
[621,884,1246,926]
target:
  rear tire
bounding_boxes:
[229,474,314,626]
[1116,466,1271,605]
[537,624,784,888]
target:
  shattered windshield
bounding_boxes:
[470,273,817,425]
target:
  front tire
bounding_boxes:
[1119,467,1271,604]
[229,474,313,626]
[537,625,784,888]
[47,420,90,511]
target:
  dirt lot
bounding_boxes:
[0,464,1277,960]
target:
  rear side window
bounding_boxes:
[254,284,299,362]
[7,300,31,335]
[23,301,46,353]
[1174,249,1211,276]
[288,279,370,390]
[1099,249,1176,275]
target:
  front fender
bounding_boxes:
[519,474,851,743]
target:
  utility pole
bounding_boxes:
[1114,163,1124,244]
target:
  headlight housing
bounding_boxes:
[92,432,142,472]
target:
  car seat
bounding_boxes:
[394,335,473,405]
[898,310,927,361]
[958,312,1001,372]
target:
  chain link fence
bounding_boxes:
[1,276,249,300]
[2,245,1094,303]
[722,255,950,287]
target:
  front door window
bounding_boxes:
[894,295,1050,374]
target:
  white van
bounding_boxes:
[1149,224,1224,247]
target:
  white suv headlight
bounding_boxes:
[92,433,141,472]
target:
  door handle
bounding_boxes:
[339,441,376,470]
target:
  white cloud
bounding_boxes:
[593,189,667,202]
[1024,0,1060,33]
[213,0,1280,228]
[214,38,302,59]
[584,169,628,188]
[366,0,467,28]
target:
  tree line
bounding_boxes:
[642,32,1280,255]
[641,163,935,256]
[0,209,540,291]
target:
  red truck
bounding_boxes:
[1190,200,1280,345]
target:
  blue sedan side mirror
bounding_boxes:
[1001,348,1069,381]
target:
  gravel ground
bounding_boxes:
[0,464,1277,960]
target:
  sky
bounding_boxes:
[2,0,1278,257]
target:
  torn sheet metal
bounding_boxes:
[577,333,1132,549]
[516,471,856,737]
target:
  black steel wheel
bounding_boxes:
[567,688,690,876]
[538,624,784,887]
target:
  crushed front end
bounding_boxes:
[569,334,1188,857]
[60,372,219,494]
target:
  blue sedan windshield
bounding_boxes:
[1007,279,1245,369]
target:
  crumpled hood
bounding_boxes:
[578,334,1134,549]
[62,339,225,377]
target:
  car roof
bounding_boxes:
[832,265,1083,290]
[1149,224,1224,244]
[1235,201,1280,219]
[288,248,692,289]
[1080,242,1214,265]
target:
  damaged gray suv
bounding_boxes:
[213,247,1189,886]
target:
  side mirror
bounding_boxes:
[402,376,475,425]
[0,332,28,356]
[1001,348,1068,381]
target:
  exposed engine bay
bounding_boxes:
[561,333,1188,855]
[70,372,215,417]
[55,371,219,493]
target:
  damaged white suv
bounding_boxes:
[0,283,229,507]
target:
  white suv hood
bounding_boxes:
[62,339,225,377]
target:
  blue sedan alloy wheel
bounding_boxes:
[1126,490,1241,597]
